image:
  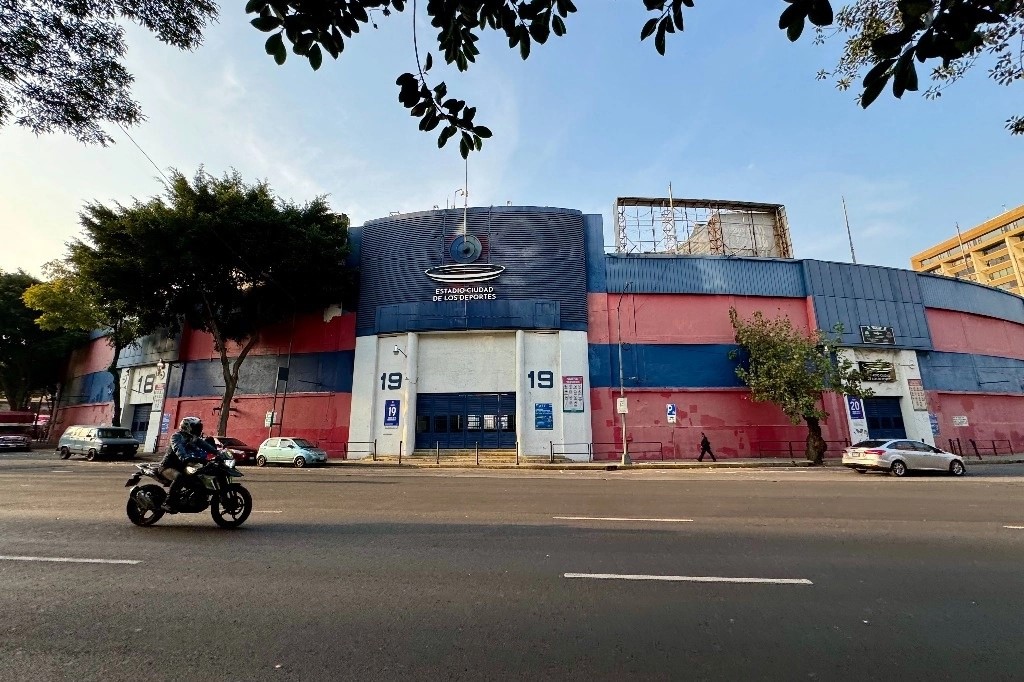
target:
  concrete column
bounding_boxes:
[399,331,419,455]
[515,329,526,454]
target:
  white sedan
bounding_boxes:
[842,439,966,477]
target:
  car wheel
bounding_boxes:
[890,460,908,477]
[950,460,966,476]
[293,456,306,469]
[86,448,97,462]
[256,455,267,467]
[59,447,71,460]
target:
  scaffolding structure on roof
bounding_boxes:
[613,196,794,259]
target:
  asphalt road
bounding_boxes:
[2,452,1024,681]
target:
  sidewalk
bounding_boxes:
[36,445,1023,471]
[319,454,1024,471]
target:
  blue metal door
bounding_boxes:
[864,397,906,440]
[130,403,152,443]
[415,393,516,449]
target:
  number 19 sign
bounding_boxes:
[384,400,400,428]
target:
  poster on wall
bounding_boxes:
[846,396,865,420]
[907,379,928,411]
[160,412,171,434]
[384,400,400,428]
[562,376,584,413]
[535,403,553,430]
[929,413,940,436]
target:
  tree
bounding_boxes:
[0,270,84,411]
[812,1,1024,134]
[74,169,356,436]
[23,260,144,428]
[2,0,217,145]
[244,1,1024,155]
[729,308,871,465]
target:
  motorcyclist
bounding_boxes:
[160,416,217,512]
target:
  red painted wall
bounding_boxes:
[66,338,114,377]
[51,403,112,442]
[589,388,850,460]
[160,392,352,459]
[926,308,1024,361]
[178,310,356,361]
[587,294,810,344]
[926,391,1024,452]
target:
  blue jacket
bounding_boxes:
[170,432,217,463]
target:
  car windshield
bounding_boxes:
[852,440,890,448]
[98,428,132,439]
[217,437,246,446]
[292,438,317,449]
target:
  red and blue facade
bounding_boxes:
[54,206,1024,459]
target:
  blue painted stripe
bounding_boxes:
[919,350,1024,394]
[62,371,114,406]
[603,256,806,297]
[167,351,354,399]
[919,273,1024,324]
[589,343,744,389]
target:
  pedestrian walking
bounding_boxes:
[697,432,717,462]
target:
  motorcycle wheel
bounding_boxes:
[211,484,252,529]
[127,484,166,527]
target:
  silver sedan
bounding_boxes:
[842,439,966,477]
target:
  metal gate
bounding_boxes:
[129,403,152,443]
[415,393,516,449]
[864,397,906,440]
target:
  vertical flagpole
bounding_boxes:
[842,196,857,264]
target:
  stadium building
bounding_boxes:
[55,199,1024,460]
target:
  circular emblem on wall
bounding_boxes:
[450,235,482,264]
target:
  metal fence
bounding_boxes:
[754,439,851,459]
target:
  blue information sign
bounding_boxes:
[846,396,864,420]
[384,399,400,428]
[535,403,553,430]
[160,412,171,434]
[929,412,940,436]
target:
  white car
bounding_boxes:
[256,437,328,468]
[842,439,966,477]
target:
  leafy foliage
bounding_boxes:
[23,260,145,427]
[244,1,1024,155]
[0,270,85,411]
[72,168,356,435]
[1,0,217,145]
[729,308,871,463]
[810,1,1024,133]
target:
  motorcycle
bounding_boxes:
[124,452,253,528]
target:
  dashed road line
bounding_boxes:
[554,516,693,523]
[564,573,813,585]
[1003,525,1024,529]
[253,510,283,514]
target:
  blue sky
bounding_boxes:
[0,2,1020,277]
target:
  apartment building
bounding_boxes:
[911,205,1024,294]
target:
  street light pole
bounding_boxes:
[616,282,633,466]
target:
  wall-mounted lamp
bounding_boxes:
[393,345,409,358]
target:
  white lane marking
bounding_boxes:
[49,470,73,473]
[554,516,693,523]
[0,555,141,565]
[564,573,813,585]
[1003,525,1024,529]
[253,510,283,514]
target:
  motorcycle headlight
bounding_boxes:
[185,463,203,475]
[223,458,236,468]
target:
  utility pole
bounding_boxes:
[616,282,633,466]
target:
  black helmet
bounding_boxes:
[179,416,203,438]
